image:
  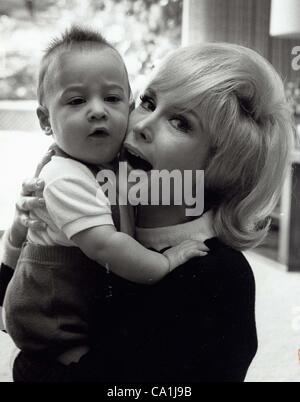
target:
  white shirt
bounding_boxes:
[136,211,215,251]
[28,156,114,246]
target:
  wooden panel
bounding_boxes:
[252,0,270,57]
[213,0,228,42]
[288,163,300,271]
[183,0,300,81]
[227,0,253,46]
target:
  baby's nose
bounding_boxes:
[87,101,107,121]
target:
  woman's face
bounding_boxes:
[123,87,210,174]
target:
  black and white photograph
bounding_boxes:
[0,0,300,385]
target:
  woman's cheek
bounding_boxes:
[126,119,134,135]
[125,113,140,140]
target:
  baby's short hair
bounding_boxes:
[37,26,124,105]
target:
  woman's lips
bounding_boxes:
[122,145,153,172]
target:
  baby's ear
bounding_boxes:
[36,106,52,135]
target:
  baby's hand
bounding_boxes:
[163,240,209,272]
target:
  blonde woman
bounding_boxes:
[0,43,294,382]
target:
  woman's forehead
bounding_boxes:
[145,85,201,113]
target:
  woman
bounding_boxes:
[0,42,294,382]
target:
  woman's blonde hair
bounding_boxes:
[148,43,295,250]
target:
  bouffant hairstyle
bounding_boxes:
[147,43,294,250]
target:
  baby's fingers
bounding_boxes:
[190,235,210,251]
[185,248,208,259]
[184,240,208,254]
[165,240,209,271]
[180,240,209,260]
[194,243,209,252]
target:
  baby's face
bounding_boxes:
[45,47,130,165]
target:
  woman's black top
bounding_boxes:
[0,237,257,383]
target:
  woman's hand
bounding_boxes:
[9,149,54,247]
[9,178,46,248]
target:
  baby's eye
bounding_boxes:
[169,115,192,133]
[139,94,155,111]
[68,98,85,106]
[105,95,122,103]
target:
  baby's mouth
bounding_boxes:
[123,147,153,172]
[89,128,109,138]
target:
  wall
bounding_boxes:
[182,0,300,81]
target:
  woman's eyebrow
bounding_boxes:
[172,106,204,129]
[188,109,204,129]
[186,110,199,120]
[171,106,197,119]
[145,87,156,99]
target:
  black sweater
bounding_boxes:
[0,238,257,383]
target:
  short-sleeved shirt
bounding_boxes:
[28,156,114,246]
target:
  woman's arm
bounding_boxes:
[0,177,47,308]
[1,148,54,266]
[1,178,46,266]
[72,226,208,284]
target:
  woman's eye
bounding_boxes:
[105,96,121,103]
[170,116,192,132]
[68,98,85,106]
[139,94,155,111]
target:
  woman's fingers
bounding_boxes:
[18,211,30,228]
[28,220,47,230]
[16,195,45,212]
[21,178,45,196]
[15,178,46,234]
[17,212,46,230]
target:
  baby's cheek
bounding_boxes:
[120,119,130,137]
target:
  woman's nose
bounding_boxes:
[133,120,153,143]
[87,100,107,121]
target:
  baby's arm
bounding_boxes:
[72,226,207,284]
[40,161,208,284]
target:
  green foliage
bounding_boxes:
[0,0,182,100]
